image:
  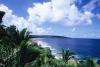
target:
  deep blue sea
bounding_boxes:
[32,37,100,58]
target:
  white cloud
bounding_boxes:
[72,27,76,32]
[96,14,100,19]
[0,4,52,35]
[0,4,29,30]
[28,2,52,25]
[28,0,93,26]
[83,0,100,20]
[0,0,95,35]
[83,0,99,11]
[82,33,100,38]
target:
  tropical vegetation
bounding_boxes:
[0,11,100,67]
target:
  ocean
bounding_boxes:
[32,37,100,58]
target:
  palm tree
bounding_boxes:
[11,28,32,67]
[0,20,31,66]
[61,48,75,63]
[39,47,53,66]
[29,47,54,67]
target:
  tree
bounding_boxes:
[0,11,6,40]
[0,11,5,23]
[61,49,75,63]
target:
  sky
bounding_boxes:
[0,0,100,38]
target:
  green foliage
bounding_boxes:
[61,48,75,63]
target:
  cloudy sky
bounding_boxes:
[0,0,100,38]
